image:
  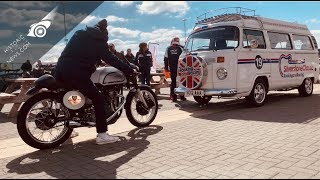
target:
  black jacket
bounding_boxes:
[55,26,133,79]
[164,44,184,71]
[21,62,32,72]
[135,50,153,71]
[125,54,135,64]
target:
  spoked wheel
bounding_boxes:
[17,92,73,150]
[125,86,158,127]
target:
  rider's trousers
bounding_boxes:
[56,72,110,133]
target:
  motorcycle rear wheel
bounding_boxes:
[17,92,73,150]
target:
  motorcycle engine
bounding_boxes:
[102,85,123,112]
[63,85,122,124]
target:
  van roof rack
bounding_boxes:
[195,7,257,26]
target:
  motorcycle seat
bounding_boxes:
[35,74,73,91]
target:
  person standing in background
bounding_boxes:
[164,37,186,102]
[21,60,32,77]
[109,43,126,63]
[135,42,152,86]
[32,60,45,78]
[125,48,135,64]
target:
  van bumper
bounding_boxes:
[174,87,237,97]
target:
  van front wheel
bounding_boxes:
[245,79,267,107]
[298,78,313,97]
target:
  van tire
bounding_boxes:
[298,78,313,97]
[245,79,267,107]
[194,96,212,105]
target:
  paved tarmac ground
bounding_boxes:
[1,85,320,179]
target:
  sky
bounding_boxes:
[2,1,320,67]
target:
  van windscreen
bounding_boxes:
[185,26,239,52]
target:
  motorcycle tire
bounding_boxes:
[17,92,73,150]
[125,86,158,127]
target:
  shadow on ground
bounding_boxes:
[176,92,320,124]
[0,112,15,124]
[6,125,163,179]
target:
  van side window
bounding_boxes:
[292,35,313,50]
[268,32,292,49]
[243,29,266,49]
[311,36,318,49]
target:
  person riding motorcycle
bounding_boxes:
[54,19,135,145]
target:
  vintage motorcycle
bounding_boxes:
[17,64,158,150]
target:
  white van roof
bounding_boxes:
[194,13,311,35]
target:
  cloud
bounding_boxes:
[108,25,141,39]
[52,12,87,31]
[114,1,134,7]
[80,15,98,25]
[311,30,320,46]
[140,28,184,44]
[0,30,15,39]
[108,39,139,53]
[139,28,185,65]
[0,1,53,8]
[136,1,190,17]
[0,8,48,27]
[0,8,87,31]
[306,18,320,24]
[39,42,66,62]
[106,15,128,23]
[80,15,129,26]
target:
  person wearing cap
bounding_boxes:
[55,19,135,145]
[164,37,187,102]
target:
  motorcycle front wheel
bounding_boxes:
[125,86,158,127]
[17,92,73,150]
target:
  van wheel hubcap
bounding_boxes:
[254,83,266,103]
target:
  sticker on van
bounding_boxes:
[178,55,207,89]
[278,54,314,78]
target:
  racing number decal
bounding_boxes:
[255,55,263,69]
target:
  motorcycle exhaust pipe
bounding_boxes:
[68,121,96,128]
[106,96,126,123]
[68,121,82,128]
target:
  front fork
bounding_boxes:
[136,89,148,108]
[130,75,149,108]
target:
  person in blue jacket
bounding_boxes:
[54,19,134,145]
